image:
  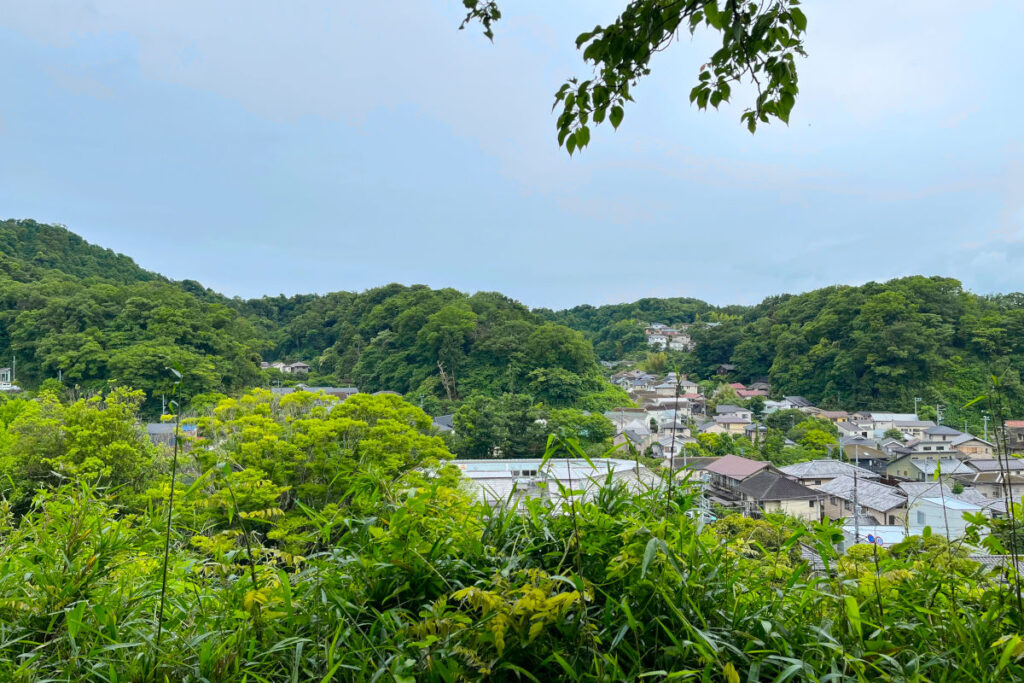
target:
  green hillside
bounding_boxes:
[0,220,626,415]
[552,276,1024,422]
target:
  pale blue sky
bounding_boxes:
[1,1,1022,308]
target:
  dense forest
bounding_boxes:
[4,220,1024,424]
[548,278,1024,422]
[0,220,627,417]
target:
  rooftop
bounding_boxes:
[704,454,771,480]
[780,459,879,480]
[738,471,821,501]
[818,475,906,512]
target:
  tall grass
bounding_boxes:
[0,438,1021,680]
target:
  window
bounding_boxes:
[813,479,821,485]
[809,500,816,507]
[889,515,896,525]
[917,511,926,525]
[830,496,838,505]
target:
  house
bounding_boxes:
[784,396,814,410]
[957,470,1024,501]
[145,422,198,448]
[869,412,919,431]
[716,404,752,421]
[837,421,873,440]
[819,410,851,424]
[734,471,824,522]
[716,364,736,375]
[1007,421,1024,455]
[736,389,768,399]
[713,415,750,434]
[840,440,891,474]
[951,433,995,459]
[817,475,907,526]
[458,458,651,509]
[433,414,455,433]
[908,497,985,540]
[892,420,937,440]
[703,454,775,492]
[886,454,972,482]
[285,362,311,374]
[744,423,768,441]
[763,399,790,415]
[780,459,879,488]
[0,367,17,391]
[699,421,730,436]
[923,425,961,442]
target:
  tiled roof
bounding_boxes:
[737,471,821,501]
[818,475,906,512]
[780,459,879,480]
[704,454,770,480]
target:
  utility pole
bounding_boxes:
[983,415,990,442]
[914,397,921,417]
[853,458,861,545]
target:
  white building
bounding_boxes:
[457,458,652,509]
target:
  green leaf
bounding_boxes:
[844,595,862,639]
[641,537,659,578]
[609,105,624,129]
[790,7,808,31]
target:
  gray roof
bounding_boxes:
[902,457,973,476]
[146,423,176,435]
[967,458,1024,472]
[433,414,454,432]
[893,420,937,428]
[952,433,994,447]
[898,481,955,500]
[738,471,821,501]
[784,396,813,408]
[924,425,961,436]
[716,404,745,415]
[780,459,879,481]
[818,475,907,512]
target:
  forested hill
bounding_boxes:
[0,220,626,414]
[551,276,1024,420]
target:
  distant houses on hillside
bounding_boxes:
[261,361,311,374]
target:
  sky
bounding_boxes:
[1,1,1022,309]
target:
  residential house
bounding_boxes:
[886,454,972,482]
[744,423,768,442]
[819,410,851,424]
[145,422,198,448]
[716,404,752,421]
[736,389,768,399]
[783,396,814,410]
[780,459,880,488]
[458,458,651,509]
[433,414,455,433]
[763,399,790,415]
[840,439,891,474]
[908,497,985,540]
[837,421,873,440]
[703,454,775,493]
[713,415,750,435]
[716,364,737,375]
[0,367,15,391]
[892,420,938,440]
[699,421,730,436]
[1007,421,1024,455]
[951,433,995,459]
[734,471,824,523]
[868,412,919,431]
[285,362,311,374]
[817,475,907,526]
